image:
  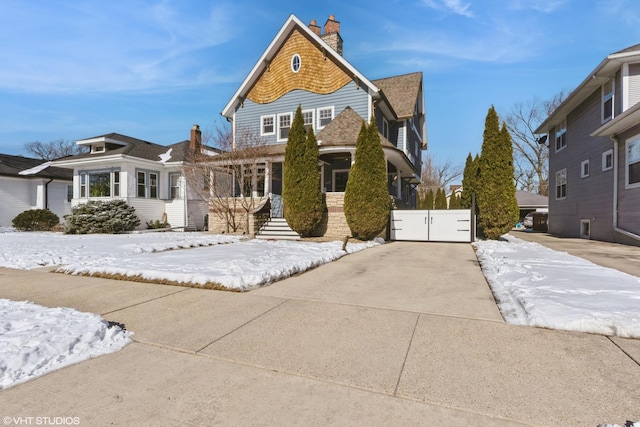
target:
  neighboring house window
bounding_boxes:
[80,174,86,198]
[303,110,314,132]
[169,173,181,199]
[383,117,389,140]
[113,171,120,197]
[602,80,614,123]
[291,54,301,73]
[602,149,613,171]
[91,145,105,154]
[555,120,567,151]
[136,170,159,198]
[317,106,334,129]
[261,115,275,136]
[66,185,73,203]
[627,135,640,187]
[278,113,292,141]
[581,160,590,178]
[555,169,567,200]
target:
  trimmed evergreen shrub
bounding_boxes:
[282,105,324,236]
[64,200,140,234]
[477,106,519,240]
[461,153,478,209]
[434,188,447,209]
[12,209,59,231]
[344,118,389,240]
[146,219,170,229]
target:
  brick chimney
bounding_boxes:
[320,15,343,56]
[190,124,201,151]
[309,19,321,36]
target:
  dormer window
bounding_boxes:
[92,145,105,153]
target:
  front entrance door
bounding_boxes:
[333,170,349,192]
[270,162,283,218]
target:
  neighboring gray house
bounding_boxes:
[0,153,73,227]
[535,44,640,246]
[218,14,427,237]
[51,126,219,231]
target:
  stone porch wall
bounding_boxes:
[318,192,351,239]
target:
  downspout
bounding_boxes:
[610,135,640,243]
[44,178,53,210]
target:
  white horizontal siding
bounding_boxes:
[628,63,640,108]
[0,177,35,227]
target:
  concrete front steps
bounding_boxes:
[256,217,300,241]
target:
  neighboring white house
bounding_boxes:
[51,125,219,231]
[0,153,73,227]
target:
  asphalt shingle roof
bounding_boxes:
[372,72,422,119]
[316,107,395,148]
[0,153,72,180]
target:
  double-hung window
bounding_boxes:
[555,120,567,151]
[303,109,314,132]
[555,169,567,200]
[169,173,181,199]
[627,135,640,188]
[382,118,389,140]
[602,80,614,123]
[278,113,292,141]
[137,170,159,198]
[317,106,334,129]
[261,115,275,136]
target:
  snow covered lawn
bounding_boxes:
[474,235,640,339]
[0,299,131,389]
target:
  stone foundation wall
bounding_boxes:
[320,193,351,239]
[208,211,256,236]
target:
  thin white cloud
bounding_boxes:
[508,0,568,13]
[0,2,240,94]
[422,0,475,18]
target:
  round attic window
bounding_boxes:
[291,54,301,73]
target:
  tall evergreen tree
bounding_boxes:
[434,188,447,209]
[449,192,462,209]
[425,188,434,210]
[477,106,519,239]
[461,153,476,209]
[282,105,323,236]
[344,118,389,240]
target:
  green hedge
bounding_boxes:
[64,200,140,234]
[12,209,60,231]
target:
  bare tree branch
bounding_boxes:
[417,153,462,201]
[24,139,87,160]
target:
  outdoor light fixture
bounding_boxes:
[536,135,548,145]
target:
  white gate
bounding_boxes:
[389,209,473,242]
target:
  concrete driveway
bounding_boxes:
[0,241,639,426]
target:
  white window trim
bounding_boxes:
[302,109,315,131]
[555,168,567,200]
[169,172,182,200]
[555,120,567,152]
[291,54,301,73]
[136,169,160,199]
[91,144,105,154]
[580,159,590,178]
[625,134,640,189]
[277,112,293,142]
[382,117,389,140]
[317,106,334,130]
[79,169,120,199]
[602,149,613,171]
[260,114,275,137]
[580,219,591,239]
[601,79,615,123]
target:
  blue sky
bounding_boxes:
[1,0,639,173]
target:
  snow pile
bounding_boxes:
[58,238,382,291]
[474,235,640,338]
[0,299,131,389]
[0,231,244,270]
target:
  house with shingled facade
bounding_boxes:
[217,14,428,238]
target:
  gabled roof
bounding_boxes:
[535,43,640,134]
[221,14,380,118]
[0,153,72,180]
[373,72,423,119]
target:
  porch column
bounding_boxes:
[350,149,355,165]
[319,162,325,193]
[396,170,402,198]
[264,161,271,196]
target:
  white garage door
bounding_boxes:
[390,209,473,243]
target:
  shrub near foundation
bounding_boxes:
[64,200,140,234]
[12,209,60,231]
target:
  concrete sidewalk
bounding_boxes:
[0,242,639,426]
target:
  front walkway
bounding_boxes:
[0,242,638,426]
